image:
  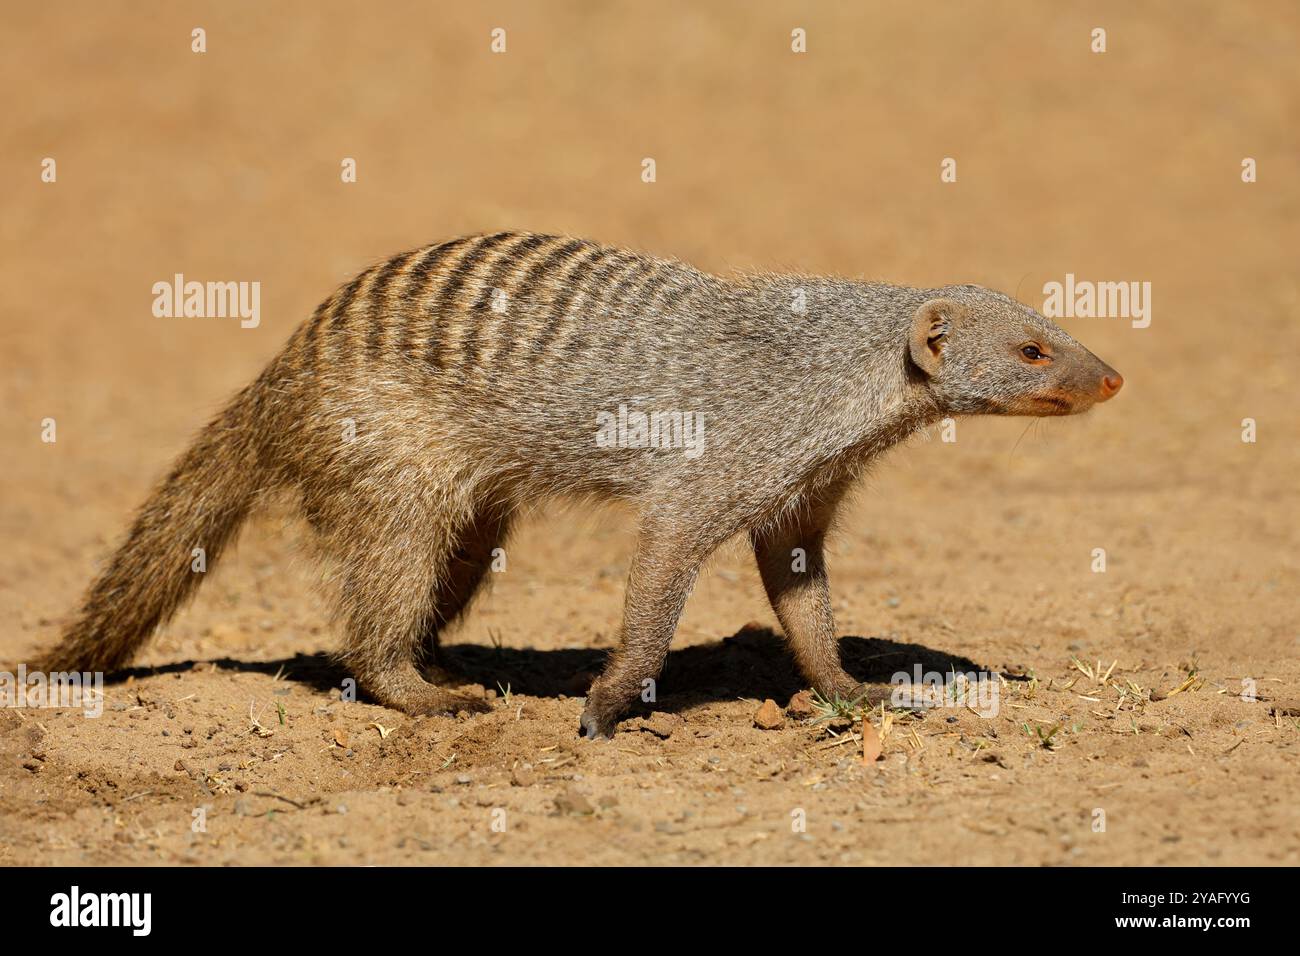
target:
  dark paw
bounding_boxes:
[828,676,878,707]
[578,707,616,741]
[842,681,872,703]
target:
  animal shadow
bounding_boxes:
[100,625,997,716]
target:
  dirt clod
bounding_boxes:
[553,787,595,816]
[753,699,784,730]
[635,712,684,739]
[786,690,816,718]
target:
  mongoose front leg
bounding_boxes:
[751,504,860,701]
[580,521,713,739]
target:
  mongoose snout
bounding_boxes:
[37,233,1124,740]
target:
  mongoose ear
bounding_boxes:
[908,298,966,377]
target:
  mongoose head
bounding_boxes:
[907,288,1123,416]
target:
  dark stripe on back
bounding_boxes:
[492,237,591,368]
[605,258,657,314]
[469,234,555,315]
[660,277,697,315]
[301,295,336,377]
[397,237,472,355]
[460,233,556,373]
[530,247,621,359]
[556,255,646,358]
[363,250,416,358]
[424,231,516,371]
[511,238,592,316]
[401,237,473,302]
[328,265,376,335]
[597,267,663,379]
[632,266,676,318]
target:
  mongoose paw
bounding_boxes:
[829,678,879,707]
[578,709,616,741]
[408,689,492,718]
[362,665,493,718]
[843,681,872,703]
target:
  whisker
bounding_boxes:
[1008,419,1036,459]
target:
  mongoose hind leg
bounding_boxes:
[359,660,491,717]
[417,507,512,671]
[580,513,728,740]
[751,488,860,701]
[330,485,490,716]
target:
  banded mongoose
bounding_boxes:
[39,232,1124,738]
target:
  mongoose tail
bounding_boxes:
[37,371,277,675]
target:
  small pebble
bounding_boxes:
[753,699,784,730]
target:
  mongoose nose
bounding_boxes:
[1100,373,1124,399]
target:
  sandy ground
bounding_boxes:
[2,1,1298,865]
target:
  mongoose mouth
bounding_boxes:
[998,392,1085,416]
[1012,373,1123,417]
[1031,394,1076,415]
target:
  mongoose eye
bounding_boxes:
[1020,344,1046,361]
